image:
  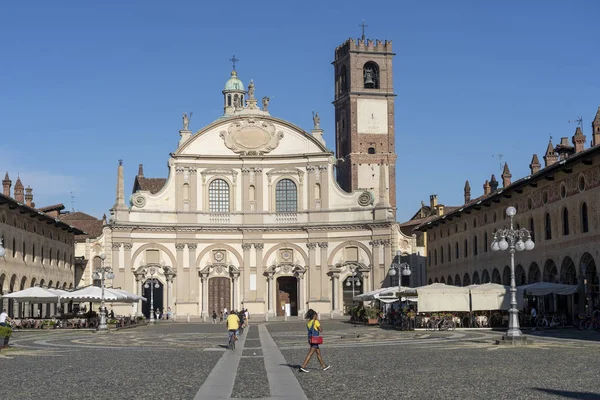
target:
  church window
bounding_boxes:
[209,179,230,213]
[227,95,232,107]
[434,249,437,266]
[275,179,297,213]
[581,202,589,233]
[363,62,379,89]
[368,147,375,154]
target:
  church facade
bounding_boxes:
[91,37,417,320]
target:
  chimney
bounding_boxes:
[572,127,586,154]
[543,140,558,167]
[2,172,11,197]
[25,186,33,207]
[489,174,499,192]
[483,180,491,196]
[529,154,541,174]
[138,164,144,177]
[464,180,471,204]
[501,163,512,188]
[592,106,600,146]
[14,177,24,203]
[429,194,438,211]
[436,204,445,216]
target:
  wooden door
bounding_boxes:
[209,277,231,316]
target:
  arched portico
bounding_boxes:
[265,263,306,318]
[198,263,240,321]
[133,264,176,318]
[330,261,370,317]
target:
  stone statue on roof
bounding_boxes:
[182,112,192,130]
[312,112,320,130]
[262,96,270,111]
[248,79,255,99]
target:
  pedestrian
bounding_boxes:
[220,311,224,322]
[223,307,228,320]
[299,309,330,373]
[212,310,217,324]
[109,309,115,319]
[167,307,172,320]
[155,308,161,320]
[244,309,249,328]
[530,306,537,331]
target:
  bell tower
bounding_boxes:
[332,37,397,209]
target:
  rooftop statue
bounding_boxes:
[262,96,270,112]
[182,112,193,130]
[312,112,320,130]
[248,79,255,99]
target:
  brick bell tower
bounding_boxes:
[332,36,397,210]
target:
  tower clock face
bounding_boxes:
[357,98,388,134]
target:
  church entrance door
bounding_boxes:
[209,277,230,316]
[276,277,298,317]
[142,279,164,319]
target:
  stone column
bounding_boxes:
[370,240,381,290]
[332,273,341,312]
[297,269,306,317]
[135,274,143,316]
[267,272,275,317]
[319,242,329,301]
[255,244,265,302]
[307,243,318,301]
[231,272,240,310]
[201,274,208,321]
[242,244,252,302]
[188,244,197,303]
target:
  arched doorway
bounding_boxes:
[580,253,598,311]
[502,266,510,286]
[543,260,558,283]
[8,275,17,318]
[472,271,480,284]
[276,277,298,317]
[481,269,490,283]
[342,275,363,315]
[463,273,471,286]
[208,277,230,317]
[560,257,577,285]
[455,274,461,287]
[447,276,453,286]
[515,265,526,286]
[142,279,164,318]
[491,268,501,284]
[528,262,541,283]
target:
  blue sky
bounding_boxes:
[1,0,598,221]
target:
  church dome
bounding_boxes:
[224,71,245,91]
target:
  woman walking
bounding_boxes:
[299,309,331,373]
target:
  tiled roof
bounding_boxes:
[416,143,600,231]
[38,203,65,212]
[133,177,166,194]
[58,211,103,240]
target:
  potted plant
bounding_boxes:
[0,325,12,348]
[364,307,380,325]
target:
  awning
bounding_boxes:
[352,287,389,301]
[411,283,470,312]
[518,282,578,296]
[467,283,524,311]
[1,287,63,303]
[108,288,146,302]
[60,286,131,302]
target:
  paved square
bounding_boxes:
[1,322,599,399]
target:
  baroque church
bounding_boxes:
[86,36,422,320]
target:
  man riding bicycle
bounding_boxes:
[0,308,11,327]
[226,310,240,343]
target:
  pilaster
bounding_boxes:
[370,240,381,290]
[254,243,265,302]
[187,243,197,303]
[242,243,252,302]
[319,242,329,301]
[175,243,185,302]
[111,242,121,270]
[307,243,318,300]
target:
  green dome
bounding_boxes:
[224,70,245,91]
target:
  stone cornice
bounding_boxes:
[109,222,393,233]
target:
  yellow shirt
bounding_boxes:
[307,319,321,332]
[227,314,240,330]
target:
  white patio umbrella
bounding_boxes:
[108,288,146,302]
[59,286,130,302]
[1,286,63,303]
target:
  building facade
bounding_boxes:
[418,108,600,316]
[0,174,83,317]
[97,36,418,320]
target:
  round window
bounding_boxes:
[560,183,567,199]
[579,175,586,192]
[542,191,548,205]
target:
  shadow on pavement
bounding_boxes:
[526,328,600,343]
[534,387,600,399]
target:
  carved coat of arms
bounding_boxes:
[220,118,283,155]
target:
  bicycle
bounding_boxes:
[536,314,566,330]
[228,330,236,350]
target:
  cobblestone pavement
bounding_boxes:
[1,321,599,399]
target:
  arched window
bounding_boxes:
[209,179,230,213]
[363,62,379,89]
[544,213,552,240]
[473,236,478,256]
[41,245,44,264]
[275,179,297,213]
[428,251,431,266]
[562,208,569,236]
[447,244,451,262]
[434,249,438,265]
[339,65,348,94]
[529,218,535,242]
[440,247,444,264]
[455,242,459,259]
[463,240,468,258]
[227,94,231,107]
[22,241,26,261]
[581,203,589,233]
[12,238,16,258]
[484,232,488,253]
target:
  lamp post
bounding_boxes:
[345,266,362,299]
[144,267,160,323]
[389,251,411,287]
[491,206,535,339]
[92,253,114,331]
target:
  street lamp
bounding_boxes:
[144,267,160,323]
[491,206,535,340]
[92,253,114,331]
[345,266,362,299]
[389,251,411,287]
